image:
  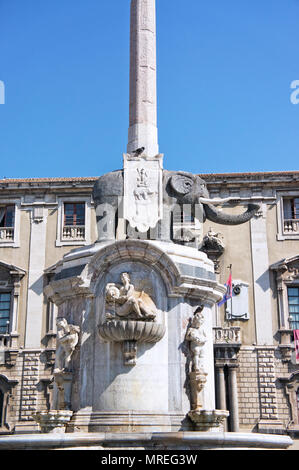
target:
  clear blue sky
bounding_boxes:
[0,0,298,178]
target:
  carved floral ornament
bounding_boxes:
[271,256,299,282]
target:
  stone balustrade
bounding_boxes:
[213,327,242,346]
[284,219,299,234]
[62,225,85,241]
[0,227,14,241]
[0,334,10,348]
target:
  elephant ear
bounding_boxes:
[170,174,194,195]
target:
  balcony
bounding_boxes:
[214,327,241,346]
[62,226,85,241]
[283,219,299,234]
[0,334,10,349]
[0,227,14,242]
[213,327,242,366]
[0,334,19,367]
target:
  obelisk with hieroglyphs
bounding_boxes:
[127,0,159,157]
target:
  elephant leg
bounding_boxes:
[156,207,172,242]
[95,203,116,242]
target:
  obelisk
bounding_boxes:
[127,0,159,157]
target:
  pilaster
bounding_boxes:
[250,203,273,345]
[25,207,48,349]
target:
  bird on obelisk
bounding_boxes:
[127,0,159,158]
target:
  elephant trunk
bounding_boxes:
[204,203,260,225]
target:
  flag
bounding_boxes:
[218,272,232,307]
[294,330,299,362]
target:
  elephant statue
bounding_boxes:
[92,169,260,247]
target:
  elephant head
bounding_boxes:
[166,171,260,226]
[166,172,209,205]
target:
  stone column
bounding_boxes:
[215,365,227,431]
[216,366,226,409]
[228,366,239,432]
[127,0,159,157]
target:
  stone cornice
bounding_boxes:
[0,177,97,194]
[1,171,298,191]
[199,170,299,181]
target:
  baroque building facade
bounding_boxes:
[0,171,298,444]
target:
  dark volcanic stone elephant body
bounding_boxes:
[92,169,259,245]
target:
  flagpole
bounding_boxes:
[229,264,233,320]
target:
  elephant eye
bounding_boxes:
[170,175,194,195]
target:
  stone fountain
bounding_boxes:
[0,0,292,451]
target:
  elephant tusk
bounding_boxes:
[198,196,236,204]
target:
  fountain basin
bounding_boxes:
[0,431,292,450]
[98,320,166,343]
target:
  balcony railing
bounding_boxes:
[62,225,85,241]
[284,219,299,234]
[0,227,14,241]
[0,334,11,349]
[213,327,242,346]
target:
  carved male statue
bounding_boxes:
[105,272,157,321]
[54,318,80,373]
[186,308,207,373]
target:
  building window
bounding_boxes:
[288,287,299,330]
[283,198,299,235]
[0,206,15,242]
[62,202,86,241]
[0,293,11,334]
[56,197,92,247]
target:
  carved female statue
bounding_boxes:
[54,318,80,373]
[105,273,157,321]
